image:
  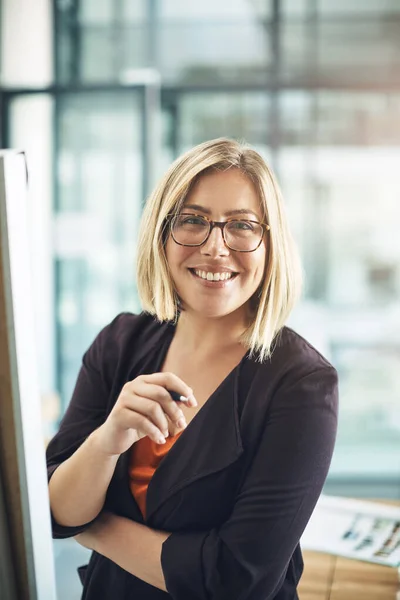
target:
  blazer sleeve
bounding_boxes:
[46,313,124,539]
[161,366,339,600]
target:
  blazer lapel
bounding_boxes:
[125,317,174,379]
[145,364,244,524]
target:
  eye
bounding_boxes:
[186,216,205,225]
[177,215,207,226]
[229,220,254,231]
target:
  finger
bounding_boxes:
[120,405,168,444]
[129,382,187,428]
[141,372,197,405]
[126,395,170,436]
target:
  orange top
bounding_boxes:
[129,431,183,519]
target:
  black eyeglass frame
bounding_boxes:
[167,212,271,253]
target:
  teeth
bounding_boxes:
[194,270,233,281]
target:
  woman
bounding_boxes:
[46,138,338,600]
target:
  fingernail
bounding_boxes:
[157,436,166,444]
[177,417,187,429]
[163,430,169,438]
[189,394,198,406]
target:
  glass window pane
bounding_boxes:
[160,0,272,19]
[79,0,147,23]
[176,93,271,152]
[281,19,400,87]
[56,92,144,407]
[318,0,400,14]
[80,26,149,82]
[285,0,400,14]
[79,0,114,24]
[159,22,271,85]
[122,0,147,22]
[282,0,309,16]
[80,29,120,81]
[56,0,274,85]
[277,91,400,480]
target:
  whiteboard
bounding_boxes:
[0,150,56,599]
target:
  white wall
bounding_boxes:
[1,0,53,87]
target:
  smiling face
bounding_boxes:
[165,168,268,322]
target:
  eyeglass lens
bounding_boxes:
[172,214,263,251]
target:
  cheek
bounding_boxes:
[165,236,181,264]
[243,247,267,280]
[165,236,194,273]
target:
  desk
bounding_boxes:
[298,550,398,599]
[298,500,399,600]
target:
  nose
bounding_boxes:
[200,224,229,257]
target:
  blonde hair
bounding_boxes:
[136,138,303,362]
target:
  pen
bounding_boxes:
[167,389,190,402]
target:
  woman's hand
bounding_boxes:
[94,372,197,457]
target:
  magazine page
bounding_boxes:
[301,495,400,568]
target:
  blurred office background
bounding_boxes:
[1,0,400,597]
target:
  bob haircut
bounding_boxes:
[136,137,303,362]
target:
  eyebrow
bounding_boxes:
[182,204,261,220]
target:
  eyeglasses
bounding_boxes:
[167,213,270,253]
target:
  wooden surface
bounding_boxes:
[298,550,398,599]
[298,500,400,600]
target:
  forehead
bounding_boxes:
[183,168,263,218]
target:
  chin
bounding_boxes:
[186,306,229,319]
[182,298,246,320]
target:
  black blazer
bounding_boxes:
[46,312,338,600]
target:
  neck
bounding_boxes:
[174,308,249,356]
